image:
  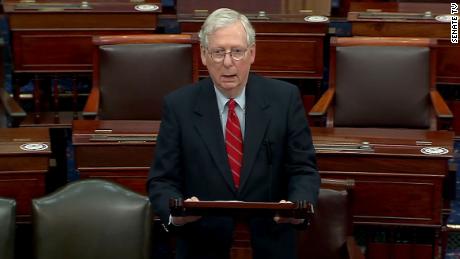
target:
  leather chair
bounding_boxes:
[83,34,200,120]
[32,179,152,259]
[298,179,364,259]
[0,197,16,259]
[309,37,452,130]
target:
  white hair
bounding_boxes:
[198,8,256,48]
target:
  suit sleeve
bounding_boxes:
[147,97,184,224]
[285,86,321,205]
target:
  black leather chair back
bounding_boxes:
[33,179,151,259]
[0,198,16,259]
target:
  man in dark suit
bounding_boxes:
[147,8,320,259]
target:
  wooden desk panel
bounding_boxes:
[72,120,160,194]
[348,2,459,85]
[3,1,161,72]
[247,33,323,79]
[176,0,332,17]
[437,40,460,84]
[319,169,441,225]
[0,127,50,223]
[12,30,156,73]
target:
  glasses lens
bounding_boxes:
[210,50,224,62]
[231,49,246,60]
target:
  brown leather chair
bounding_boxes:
[310,37,452,130]
[32,179,152,259]
[83,34,200,120]
[0,197,15,259]
[298,179,364,259]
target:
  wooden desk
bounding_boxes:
[176,0,328,80]
[73,120,453,226]
[3,0,161,73]
[72,120,160,194]
[3,0,161,123]
[348,2,459,85]
[72,121,454,258]
[312,127,453,227]
[313,127,453,259]
[0,127,50,223]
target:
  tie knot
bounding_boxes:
[228,98,236,111]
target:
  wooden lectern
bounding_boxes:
[170,199,314,220]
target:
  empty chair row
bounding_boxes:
[2,178,359,259]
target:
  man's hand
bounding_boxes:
[273,200,305,225]
[171,196,202,226]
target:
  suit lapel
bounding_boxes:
[239,75,270,192]
[192,79,236,192]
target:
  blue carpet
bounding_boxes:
[448,140,460,225]
[446,141,460,258]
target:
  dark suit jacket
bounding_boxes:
[148,74,320,259]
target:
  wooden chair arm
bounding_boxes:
[83,86,100,119]
[430,90,453,119]
[309,89,335,116]
[0,87,26,120]
[346,236,365,259]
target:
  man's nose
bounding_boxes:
[223,52,234,67]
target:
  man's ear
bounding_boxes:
[200,47,207,66]
[249,44,256,64]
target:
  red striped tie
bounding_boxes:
[225,99,243,188]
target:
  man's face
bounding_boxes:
[201,21,256,98]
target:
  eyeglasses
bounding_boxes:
[207,47,249,62]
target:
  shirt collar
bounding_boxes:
[214,86,246,114]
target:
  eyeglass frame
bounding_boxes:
[205,45,253,63]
